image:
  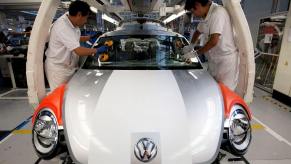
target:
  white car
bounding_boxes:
[32,19,252,164]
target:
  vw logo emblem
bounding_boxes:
[134,138,158,163]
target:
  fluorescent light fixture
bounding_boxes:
[61,1,71,8]
[20,11,38,16]
[270,15,286,20]
[90,6,98,13]
[102,14,119,26]
[163,10,186,24]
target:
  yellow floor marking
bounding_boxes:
[251,123,265,130]
[12,129,32,135]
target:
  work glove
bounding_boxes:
[182,50,199,63]
[182,43,195,54]
[95,45,108,55]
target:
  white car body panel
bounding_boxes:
[64,70,224,164]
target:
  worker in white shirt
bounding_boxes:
[183,0,239,91]
[45,0,108,90]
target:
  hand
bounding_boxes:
[182,50,199,63]
[96,45,108,55]
[182,44,195,54]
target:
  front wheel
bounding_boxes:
[223,105,252,156]
[32,109,66,160]
[223,127,252,156]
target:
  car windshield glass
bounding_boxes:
[82,35,203,70]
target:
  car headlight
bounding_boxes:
[228,104,251,151]
[33,108,58,154]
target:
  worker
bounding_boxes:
[174,38,185,50]
[173,37,185,59]
[0,31,7,53]
[45,1,108,90]
[24,26,32,37]
[183,0,239,91]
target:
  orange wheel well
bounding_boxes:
[219,83,252,119]
[32,84,66,126]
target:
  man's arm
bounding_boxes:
[80,36,91,42]
[197,33,220,55]
[73,47,96,56]
[191,30,201,44]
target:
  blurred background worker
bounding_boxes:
[45,0,107,90]
[183,0,239,91]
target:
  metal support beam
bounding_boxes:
[0,0,41,4]
[120,0,130,11]
[0,0,41,9]
[271,0,279,13]
[160,5,184,20]
[153,0,164,11]
[85,0,124,20]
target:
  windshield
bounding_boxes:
[82,35,203,70]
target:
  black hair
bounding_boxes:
[25,26,32,32]
[69,0,90,16]
[184,0,210,11]
[0,31,8,43]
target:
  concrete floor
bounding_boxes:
[0,87,291,164]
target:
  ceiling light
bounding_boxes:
[270,15,286,20]
[163,10,186,24]
[90,6,98,14]
[102,14,119,26]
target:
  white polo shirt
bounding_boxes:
[45,13,80,69]
[196,3,239,91]
[197,2,237,58]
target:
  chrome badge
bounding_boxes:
[134,138,158,162]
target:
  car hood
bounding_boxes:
[63,69,224,164]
